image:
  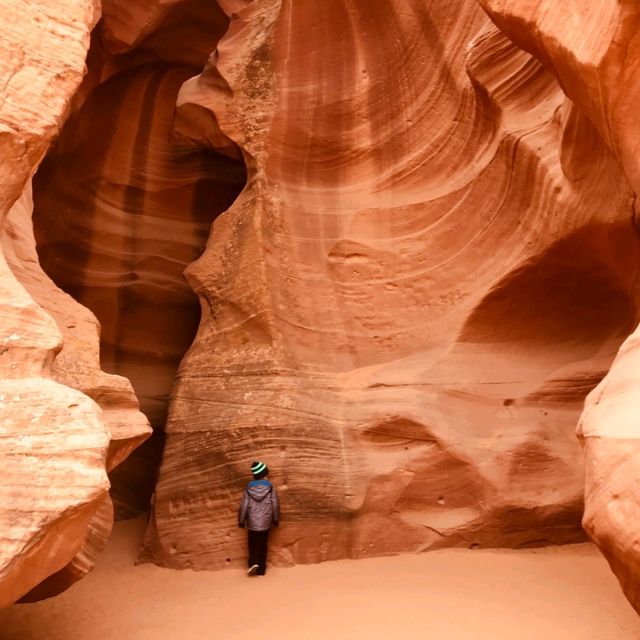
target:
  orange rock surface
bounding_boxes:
[478,0,640,615]
[2,0,640,614]
[32,61,245,515]
[142,0,640,573]
[0,0,150,605]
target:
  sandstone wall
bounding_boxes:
[0,0,150,605]
[143,0,640,571]
[478,0,640,615]
[32,61,245,516]
[3,0,640,613]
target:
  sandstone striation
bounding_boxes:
[3,0,640,613]
[143,0,640,571]
[33,54,245,517]
[578,332,640,615]
[2,183,152,602]
[100,0,230,68]
[34,62,245,432]
[0,0,150,605]
[477,0,640,615]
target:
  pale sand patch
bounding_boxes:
[1,517,639,640]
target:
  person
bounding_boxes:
[238,460,280,576]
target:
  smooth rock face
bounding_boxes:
[28,0,245,521]
[3,0,640,613]
[478,0,640,615]
[0,0,150,605]
[3,183,152,602]
[0,0,97,216]
[34,63,245,431]
[33,57,245,518]
[144,0,640,570]
[100,0,229,68]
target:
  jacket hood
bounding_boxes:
[247,480,272,502]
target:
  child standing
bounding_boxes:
[238,461,280,576]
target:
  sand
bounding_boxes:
[1,517,639,640]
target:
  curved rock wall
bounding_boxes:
[3,182,152,602]
[3,0,640,613]
[32,48,246,518]
[477,0,640,615]
[0,0,150,607]
[100,0,229,68]
[143,0,640,571]
[35,63,244,431]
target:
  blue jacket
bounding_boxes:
[238,479,280,531]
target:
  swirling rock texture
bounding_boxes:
[3,183,152,603]
[143,0,640,574]
[4,0,640,614]
[32,1,246,517]
[100,0,229,68]
[477,0,640,614]
[0,0,150,607]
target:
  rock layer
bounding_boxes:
[34,63,245,431]
[100,0,229,68]
[0,0,150,605]
[3,0,640,611]
[3,183,151,601]
[144,0,640,570]
[477,0,640,615]
[33,58,246,517]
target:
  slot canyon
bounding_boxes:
[2,0,640,634]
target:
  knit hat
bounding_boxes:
[251,460,269,479]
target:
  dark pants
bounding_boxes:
[248,529,270,575]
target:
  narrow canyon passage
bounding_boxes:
[4,0,640,621]
[31,21,246,517]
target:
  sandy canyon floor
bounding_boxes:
[1,518,638,640]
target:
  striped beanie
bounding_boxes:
[251,461,269,479]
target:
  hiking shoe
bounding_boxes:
[247,564,259,576]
